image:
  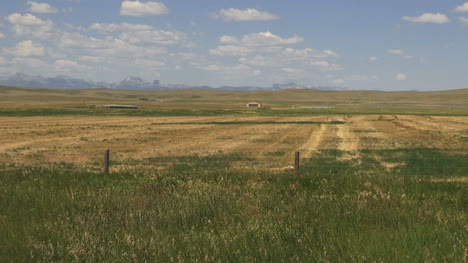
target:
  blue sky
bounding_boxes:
[1,0,468,90]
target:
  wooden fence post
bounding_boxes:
[294,151,300,177]
[104,149,110,175]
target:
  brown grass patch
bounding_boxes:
[0,115,466,167]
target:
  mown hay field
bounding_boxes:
[0,115,466,170]
[1,88,467,261]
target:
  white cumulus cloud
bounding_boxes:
[57,31,167,61]
[454,2,468,12]
[310,60,343,71]
[6,13,56,40]
[284,47,339,58]
[8,40,45,57]
[403,13,449,24]
[219,35,238,44]
[323,50,339,57]
[0,33,5,39]
[211,32,303,56]
[6,13,48,25]
[210,45,252,56]
[396,73,407,81]
[120,1,169,17]
[55,59,88,71]
[27,1,58,14]
[11,24,56,39]
[89,23,153,32]
[89,23,188,46]
[120,30,187,46]
[11,57,47,67]
[195,63,261,78]
[220,31,301,47]
[368,56,378,61]
[240,31,303,46]
[238,47,342,73]
[211,8,279,22]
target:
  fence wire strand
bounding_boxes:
[1,147,467,172]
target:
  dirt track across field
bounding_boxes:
[1,115,467,167]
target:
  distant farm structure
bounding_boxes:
[90,104,138,109]
[246,102,262,108]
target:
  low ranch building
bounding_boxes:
[246,102,262,108]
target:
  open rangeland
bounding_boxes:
[1,86,467,112]
[0,115,466,169]
[0,87,467,262]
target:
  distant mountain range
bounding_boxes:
[0,73,346,91]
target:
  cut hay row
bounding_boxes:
[0,115,466,168]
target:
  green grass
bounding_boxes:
[1,148,466,262]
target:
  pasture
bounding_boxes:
[0,115,467,170]
[0,86,467,261]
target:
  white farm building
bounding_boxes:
[246,102,262,108]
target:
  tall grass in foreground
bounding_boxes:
[0,149,466,262]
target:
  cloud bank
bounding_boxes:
[120,1,169,17]
[211,8,279,22]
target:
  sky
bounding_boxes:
[1,0,468,90]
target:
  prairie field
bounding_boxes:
[0,86,467,262]
[0,115,467,170]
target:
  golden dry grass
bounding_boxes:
[1,115,466,169]
[1,87,467,262]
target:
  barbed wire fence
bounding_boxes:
[1,147,467,177]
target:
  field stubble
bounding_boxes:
[1,113,467,261]
[0,115,467,170]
